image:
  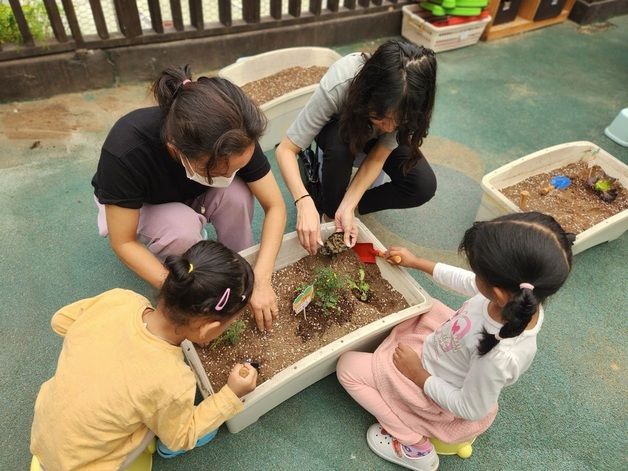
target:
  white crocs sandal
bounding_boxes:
[366,423,439,471]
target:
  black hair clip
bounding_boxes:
[565,233,576,246]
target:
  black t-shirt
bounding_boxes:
[92,107,270,209]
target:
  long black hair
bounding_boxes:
[339,40,437,173]
[160,240,254,325]
[152,65,266,182]
[459,212,574,355]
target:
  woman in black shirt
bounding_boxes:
[92,66,286,331]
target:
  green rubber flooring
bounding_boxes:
[1,15,626,471]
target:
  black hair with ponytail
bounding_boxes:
[160,240,254,325]
[339,40,437,173]
[151,65,266,181]
[459,212,575,356]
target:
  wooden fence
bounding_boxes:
[1,0,408,61]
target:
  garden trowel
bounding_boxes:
[352,243,401,265]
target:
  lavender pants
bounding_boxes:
[96,177,254,257]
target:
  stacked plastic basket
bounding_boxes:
[402,1,492,52]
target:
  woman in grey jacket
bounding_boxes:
[276,40,437,254]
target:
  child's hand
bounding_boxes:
[393,343,431,388]
[385,247,415,267]
[227,363,258,398]
[385,248,436,275]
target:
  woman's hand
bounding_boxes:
[335,205,358,248]
[227,363,258,397]
[249,280,279,332]
[393,343,431,388]
[247,172,285,332]
[296,197,323,255]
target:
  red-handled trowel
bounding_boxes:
[352,243,401,265]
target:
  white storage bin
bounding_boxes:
[476,141,628,254]
[182,219,433,433]
[401,5,491,53]
[219,47,342,152]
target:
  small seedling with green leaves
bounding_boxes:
[587,169,619,203]
[307,267,347,316]
[347,268,370,302]
[210,319,246,350]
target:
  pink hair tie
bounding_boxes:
[182,79,192,86]
[519,283,535,291]
[214,288,231,311]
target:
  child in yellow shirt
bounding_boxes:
[31,240,257,470]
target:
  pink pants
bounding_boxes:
[337,351,424,445]
[96,177,254,257]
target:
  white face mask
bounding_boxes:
[206,173,236,188]
[183,156,237,188]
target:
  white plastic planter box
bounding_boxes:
[401,5,491,53]
[476,141,628,254]
[183,220,432,433]
[219,47,342,152]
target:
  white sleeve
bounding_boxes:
[423,351,519,421]
[432,263,479,297]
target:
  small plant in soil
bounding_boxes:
[347,268,371,302]
[307,267,348,315]
[210,319,246,350]
[587,172,619,203]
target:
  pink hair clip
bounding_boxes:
[495,333,503,341]
[182,79,192,86]
[519,283,534,291]
[214,288,231,311]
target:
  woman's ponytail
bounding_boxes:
[152,64,192,113]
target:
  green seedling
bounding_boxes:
[587,173,619,203]
[593,179,612,192]
[305,267,347,316]
[210,319,246,350]
[347,268,371,302]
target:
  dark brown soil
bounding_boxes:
[240,66,328,105]
[196,250,409,390]
[501,162,628,234]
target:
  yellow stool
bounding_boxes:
[430,437,475,459]
[31,439,156,471]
